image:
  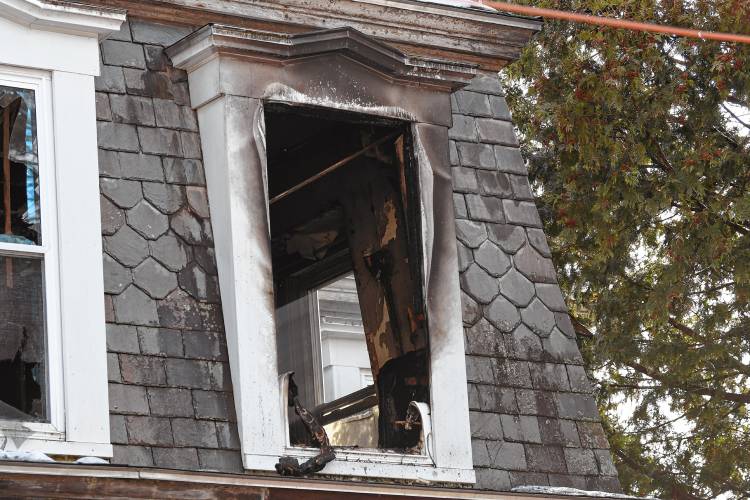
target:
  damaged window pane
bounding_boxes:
[268,104,429,452]
[316,273,377,448]
[0,84,47,423]
[0,86,41,246]
[0,255,46,421]
[317,274,371,403]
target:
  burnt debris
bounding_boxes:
[275,374,336,476]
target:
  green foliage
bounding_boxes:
[502,1,750,498]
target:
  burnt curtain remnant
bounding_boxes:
[267,104,428,451]
[0,86,46,422]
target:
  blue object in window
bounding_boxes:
[25,105,37,225]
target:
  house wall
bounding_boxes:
[95,18,619,492]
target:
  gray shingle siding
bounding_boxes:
[96,20,242,473]
[451,76,620,492]
[95,20,618,491]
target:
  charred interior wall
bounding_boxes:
[95,18,618,491]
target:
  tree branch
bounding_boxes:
[610,444,705,500]
[625,361,750,404]
[721,102,750,131]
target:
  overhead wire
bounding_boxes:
[480,1,750,44]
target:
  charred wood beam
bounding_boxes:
[289,385,378,441]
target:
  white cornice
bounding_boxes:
[0,0,125,38]
[167,25,479,90]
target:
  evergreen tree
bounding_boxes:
[503,2,750,498]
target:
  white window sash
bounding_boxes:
[0,68,64,439]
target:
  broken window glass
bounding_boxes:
[317,273,372,404]
[267,105,428,452]
[0,86,41,246]
[0,85,47,423]
[0,255,46,421]
[315,273,378,448]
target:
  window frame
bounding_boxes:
[272,118,468,481]
[277,252,357,407]
[168,24,476,483]
[313,270,370,406]
[0,67,64,440]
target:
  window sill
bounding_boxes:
[243,448,476,483]
[0,419,63,441]
[0,421,111,457]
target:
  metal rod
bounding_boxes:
[269,130,402,205]
[482,1,750,44]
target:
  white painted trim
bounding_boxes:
[0,6,112,456]
[0,420,63,441]
[51,69,111,456]
[196,95,284,468]
[413,123,474,473]
[0,0,125,39]
[246,449,475,482]
[0,68,65,438]
[0,242,46,255]
[0,436,112,457]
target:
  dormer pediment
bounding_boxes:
[168,24,480,91]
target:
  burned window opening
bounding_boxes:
[267,103,429,453]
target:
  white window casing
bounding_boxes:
[168,25,478,483]
[0,0,124,457]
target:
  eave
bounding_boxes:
[0,461,626,499]
[88,0,542,71]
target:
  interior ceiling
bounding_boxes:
[264,104,400,200]
[265,104,405,277]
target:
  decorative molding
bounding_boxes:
[168,25,457,125]
[167,24,481,90]
[0,0,125,38]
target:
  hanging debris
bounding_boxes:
[275,374,336,476]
